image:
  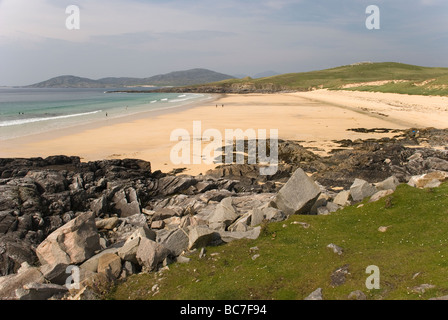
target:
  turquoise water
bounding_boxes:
[0,88,210,140]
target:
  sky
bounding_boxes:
[0,0,447,86]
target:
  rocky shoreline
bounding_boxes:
[0,127,447,300]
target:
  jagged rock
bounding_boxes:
[274,168,321,215]
[90,195,108,217]
[112,188,141,218]
[250,209,265,227]
[369,189,394,203]
[36,212,101,266]
[39,263,70,285]
[188,226,218,250]
[136,238,171,272]
[310,194,329,214]
[0,236,38,276]
[152,208,179,221]
[16,282,68,300]
[375,176,400,191]
[333,190,351,207]
[0,266,45,299]
[350,179,377,202]
[158,228,189,257]
[199,190,234,203]
[95,217,119,230]
[157,176,197,196]
[218,227,261,243]
[207,197,238,230]
[151,220,165,230]
[26,171,68,194]
[97,253,122,280]
[80,243,123,273]
[408,171,448,188]
[326,202,340,213]
[304,288,323,300]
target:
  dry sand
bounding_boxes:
[1,90,447,176]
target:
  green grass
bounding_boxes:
[192,62,448,96]
[107,182,448,300]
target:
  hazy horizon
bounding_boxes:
[1,0,447,86]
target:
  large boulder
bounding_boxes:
[36,212,101,266]
[349,179,377,202]
[136,238,171,272]
[0,266,45,300]
[274,168,321,215]
[158,228,189,257]
[207,197,238,230]
[408,171,448,188]
[112,188,141,218]
[188,226,219,250]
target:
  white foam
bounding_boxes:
[0,110,103,127]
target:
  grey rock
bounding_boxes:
[17,282,68,300]
[36,211,101,266]
[348,290,367,300]
[208,197,238,229]
[274,168,321,215]
[80,242,124,272]
[326,202,340,213]
[0,267,45,299]
[117,238,140,264]
[423,179,441,189]
[160,228,189,257]
[188,226,219,250]
[95,217,119,230]
[369,189,394,203]
[112,188,141,218]
[350,179,377,202]
[136,238,171,271]
[218,227,261,243]
[157,176,197,196]
[304,288,323,300]
[39,263,70,285]
[375,176,400,191]
[250,208,265,227]
[333,190,351,207]
[310,194,329,214]
[327,243,343,255]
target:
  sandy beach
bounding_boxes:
[1,89,448,176]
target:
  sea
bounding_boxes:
[0,87,211,141]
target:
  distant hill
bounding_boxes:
[26,68,235,88]
[159,62,448,96]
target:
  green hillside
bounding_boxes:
[107,182,448,300]
[192,62,448,96]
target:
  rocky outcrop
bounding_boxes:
[1,128,447,299]
[274,168,321,215]
[36,212,100,266]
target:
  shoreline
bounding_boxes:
[1,90,447,176]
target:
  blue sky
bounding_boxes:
[0,0,447,85]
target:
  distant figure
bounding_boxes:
[216,104,217,108]
[106,112,108,117]
[222,104,224,108]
